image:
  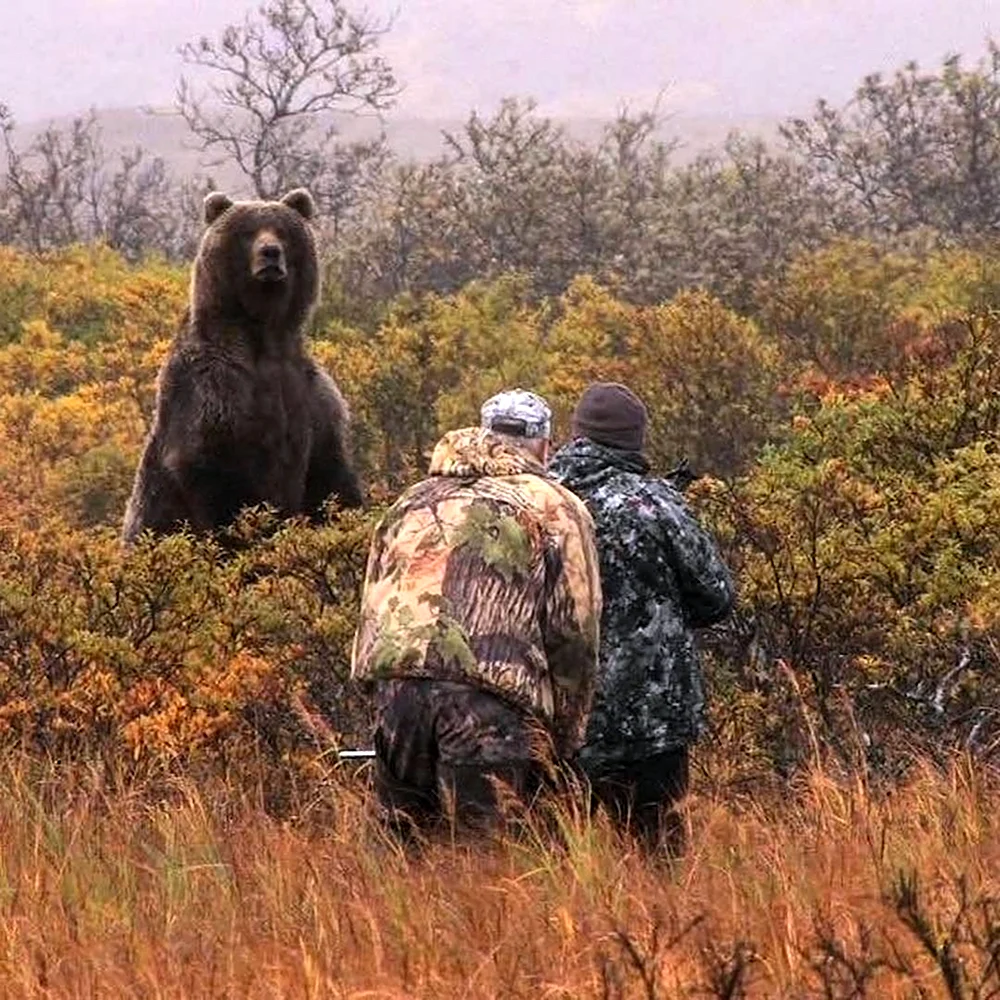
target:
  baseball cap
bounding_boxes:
[480,388,552,440]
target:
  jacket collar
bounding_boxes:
[429,427,547,479]
[552,436,650,476]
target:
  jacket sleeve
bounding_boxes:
[541,489,603,757]
[350,510,390,680]
[648,483,736,628]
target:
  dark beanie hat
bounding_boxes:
[572,382,648,452]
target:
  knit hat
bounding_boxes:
[480,388,552,440]
[572,382,648,452]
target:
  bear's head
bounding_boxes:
[191,188,320,338]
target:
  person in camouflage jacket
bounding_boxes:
[352,389,602,835]
[549,382,735,854]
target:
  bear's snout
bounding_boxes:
[251,230,287,282]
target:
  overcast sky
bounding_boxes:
[7,0,999,125]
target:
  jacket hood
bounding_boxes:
[549,437,649,488]
[429,427,547,479]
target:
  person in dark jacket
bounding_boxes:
[549,382,735,855]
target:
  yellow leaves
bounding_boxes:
[0,321,91,397]
[122,684,195,761]
[206,652,282,705]
[0,248,186,528]
[117,655,280,761]
[0,243,186,348]
[0,698,33,735]
[21,390,124,461]
[964,592,1000,633]
[316,270,791,481]
[0,494,377,767]
[20,318,63,350]
[756,238,930,376]
[1,239,1000,781]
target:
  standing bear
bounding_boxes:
[122,188,363,544]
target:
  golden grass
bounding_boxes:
[0,753,996,998]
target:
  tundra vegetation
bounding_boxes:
[0,7,999,995]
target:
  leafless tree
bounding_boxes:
[176,0,399,216]
[0,105,198,260]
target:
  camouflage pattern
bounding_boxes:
[351,426,602,756]
[549,437,735,766]
[373,678,548,833]
[480,388,552,439]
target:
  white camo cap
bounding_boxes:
[480,388,552,440]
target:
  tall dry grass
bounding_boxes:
[0,752,996,998]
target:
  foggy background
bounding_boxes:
[7,0,998,161]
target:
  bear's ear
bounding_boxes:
[203,192,234,225]
[281,188,316,220]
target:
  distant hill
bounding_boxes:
[15,106,786,193]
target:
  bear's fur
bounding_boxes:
[122,188,363,544]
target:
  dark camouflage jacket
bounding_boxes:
[549,438,735,765]
[352,427,602,756]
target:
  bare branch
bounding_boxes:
[176,0,399,201]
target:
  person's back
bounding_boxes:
[352,392,601,835]
[550,383,735,854]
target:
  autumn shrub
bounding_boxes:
[0,243,185,346]
[754,239,929,376]
[316,273,549,489]
[0,506,378,787]
[0,242,998,789]
[701,305,1000,778]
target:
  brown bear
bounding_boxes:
[122,188,363,544]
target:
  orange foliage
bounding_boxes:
[0,756,994,997]
[0,238,996,995]
[0,240,996,785]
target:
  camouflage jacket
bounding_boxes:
[351,427,602,756]
[549,438,735,765]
